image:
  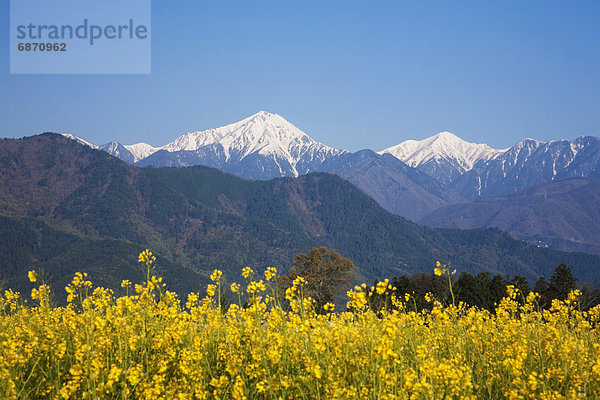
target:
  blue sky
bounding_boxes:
[1,1,599,151]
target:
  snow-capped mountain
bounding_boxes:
[60,135,157,163]
[137,111,346,179]
[60,115,600,223]
[380,132,507,185]
[380,132,600,200]
[97,142,135,164]
[62,111,345,178]
[452,136,600,199]
[61,134,100,150]
[126,143,159,162]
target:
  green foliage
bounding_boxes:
[549,264,578,300]
[372,265,600,313]
[1,134,600,299]
[535,264,579,307]
[281,247,356,310]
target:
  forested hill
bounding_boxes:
[1,133,599,296]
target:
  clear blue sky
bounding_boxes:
[1,1,599,151]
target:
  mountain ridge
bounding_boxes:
[62,113,469,220]
[380,131,506,175]
[3,133,599,296]
[317,150,466,220]
[420,177,600,256]
[450,136,600,199]
[59,113,600,223]
[61,114,599,181]
[65,111,346,178]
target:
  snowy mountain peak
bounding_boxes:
[251,110,277,119]
[125,143,159,162]
[380,131,506,172]
[58,112,345,177]
[160,111,345,175]
[430,131,460,140]
[164,111,310,151]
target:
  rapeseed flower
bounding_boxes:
[1,252,599,399]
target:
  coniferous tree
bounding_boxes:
[548,264,577,301]
[510,274,531,298]
[534,276,551,307]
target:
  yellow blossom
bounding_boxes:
[242,267,253,279]
[1,256,599,400]
[210,269,222,282]
[207,284,216,297]
[138,249,154,263]
[264,267,277,281]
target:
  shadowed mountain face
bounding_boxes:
[137,148,467,221]
[316,150,465,221]
[446,137,600,199]
[60,114,468,221]
[420,178,600,256]
[1,133,600,297]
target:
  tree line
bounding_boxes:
[279,247,600,313]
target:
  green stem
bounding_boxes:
[448,273,455,308]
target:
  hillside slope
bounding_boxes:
[1,134,599,296]
[420,178,600,256]
[317,150,465,221]
[63,114,466,221]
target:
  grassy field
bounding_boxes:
[1,251,599,399]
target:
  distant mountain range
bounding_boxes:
[60,111,600,256]
[63,112,468,221]
[421,178,600,256]
[2,133,599,297]
[380,131,507,185]
[380,131,600,200]
[63,111,600,203]
[450,137,600,199]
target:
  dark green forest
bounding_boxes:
[366,264,600,313]
[1,133,599,299]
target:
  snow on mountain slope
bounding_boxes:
[61,134,157,163]
[159,111,345,175]
[60,112,345,176]
[61,134,100,149]
[124,143,159,162]
[451,136,600,199]
[380,131,506,172]
[98,141,136,164]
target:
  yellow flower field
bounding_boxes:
[1,251,599,399]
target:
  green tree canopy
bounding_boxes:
[548,264,577,301]
[281,247,356,311]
